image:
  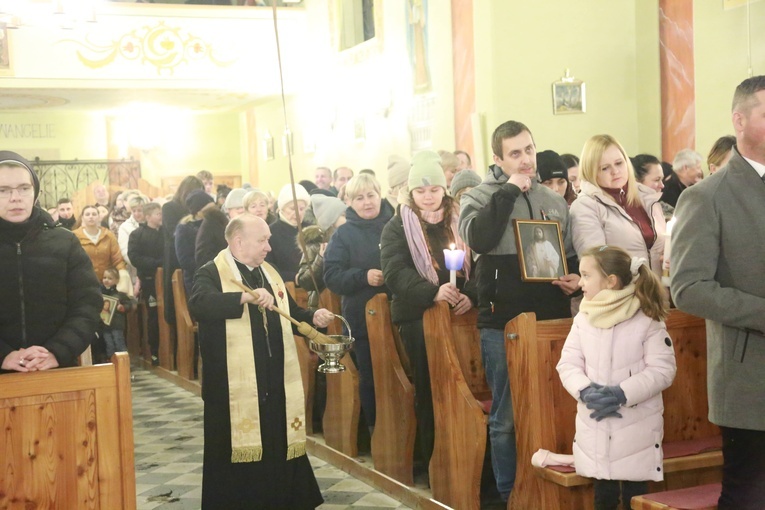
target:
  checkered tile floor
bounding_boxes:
[131,368,411,509]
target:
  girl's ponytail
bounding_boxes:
[634,262,669,322]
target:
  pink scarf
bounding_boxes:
[401,204,471,286]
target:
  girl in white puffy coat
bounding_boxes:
[557,245,677,510]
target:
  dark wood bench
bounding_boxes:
[422,301,492,510]
[155,267,176,370]
[505,310,722,510]
[172,268,197,381]
[0,352,136,509]
[365,293,416,485]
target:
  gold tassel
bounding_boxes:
[286,442,306,460]
[231,446,263,463]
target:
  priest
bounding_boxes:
[189,213,333,509]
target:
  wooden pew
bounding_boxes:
[422,301,490,510]
[0,352,136,509]
[286,282,319,435]
[631,483,721,510]
[155,267,176,370]
[505,310,722,510]
[172,269,197,381]
[320,289,361,458]
[365,293,415,485]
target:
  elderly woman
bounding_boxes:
[243,189,277,225]
[297,194,347,309]
[380,150,474,471]
[266,184,311,283]
[324,174,394,432]
[570,134,665,275]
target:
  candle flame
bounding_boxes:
[449,243,455,250]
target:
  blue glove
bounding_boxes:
[586,385,627,421]
[578,382,603,403]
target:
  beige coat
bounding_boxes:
[570,182,665,275]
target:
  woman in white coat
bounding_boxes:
[570,135,665,275]
[557,246,676,510]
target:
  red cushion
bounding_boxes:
[545,464,576,473]
[663,436,722,459]
[640,483,721,510]
[479,400,492,414]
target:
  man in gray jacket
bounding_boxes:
[458,120,580,501]
[671,75,765,509]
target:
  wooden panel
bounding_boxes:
[0,353,135,510]
[161,175,242,197]
[155,267,176,370]
[422,301,487,510]
[366,293,415,485]
[449,308,491,401]
[172,269,196,381]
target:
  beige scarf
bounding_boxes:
[579,284,641,329]
[214,249,306,463]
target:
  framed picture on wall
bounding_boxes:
[0,22,12,75]
[552,70,586,115]
[513,219,568,282]
[262,134,274,161]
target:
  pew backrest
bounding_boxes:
[0,352,136,509]
[422,301,488,510]
[172,268,196,380]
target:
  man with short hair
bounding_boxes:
[189,214,334,509]
[459,120,580,501]
[455,150,472,171]
[329,166,353,196]
[660,148,703,208]
[0,151,101,373]
[314,166,332,190]
[128,202,164,366]
[56,197,76,230]
[671,75,765,510]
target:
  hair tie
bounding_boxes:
[630,256,647,282]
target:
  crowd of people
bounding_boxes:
[0,75,763,510]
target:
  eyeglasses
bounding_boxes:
[0,185,34,199]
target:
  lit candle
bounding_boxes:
[443,243,466,287]
[662,217,676,287]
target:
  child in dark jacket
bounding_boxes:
[101,267,135,359]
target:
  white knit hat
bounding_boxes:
[277,183,310,210]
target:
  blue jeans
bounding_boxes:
[481,327,516,500]
[103,329,127,360]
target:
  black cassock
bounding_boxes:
[189,261,323,510]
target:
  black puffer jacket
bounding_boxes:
[324,201,394,339]
[0,208,102,369]
[296,225,329,309]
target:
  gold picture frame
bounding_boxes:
[101,295,120,326]
[552,70,586,115]
[513,219,568,282]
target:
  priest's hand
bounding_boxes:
[312,309,334,328]
[241,288,274,309]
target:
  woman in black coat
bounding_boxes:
[161,175,204,324]
[324,174,394,430]
[380,151,475,471]
[266,184,312,284]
